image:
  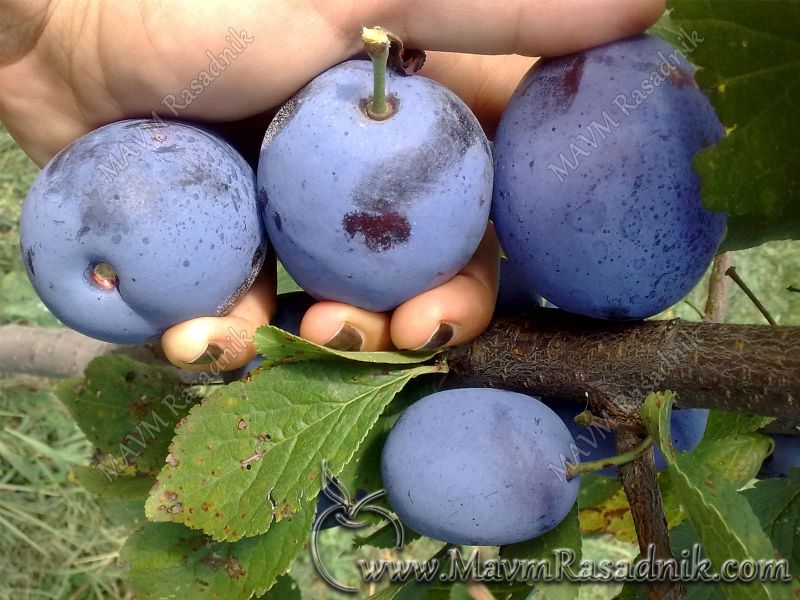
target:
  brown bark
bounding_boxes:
[447,312,800,422]
[3,318,799,421]
[703,252,733,323]
[616,430,684,600]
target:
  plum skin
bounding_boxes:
[495,257,544,316]
[381,388,580,546]
[758,435,800,479]
[20,119,265,344]
[257,60,492,312]
[492,35,727,321]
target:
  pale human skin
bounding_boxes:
[0,0,664,371]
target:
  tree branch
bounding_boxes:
[704,252,733,323]
[447,312,800,422]
[0,325,195,382]
[2,317,799,422]
[616,429,684,600]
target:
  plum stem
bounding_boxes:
[565,435,654,480]
[362,27,393,120]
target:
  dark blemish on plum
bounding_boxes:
[555,53,586,110]
[80,190,131,237]
[251,247,263,268]
[177,166,207,187]
[343,205,411,253]
[273,212,282,231]
[183,260,190,267]
[111,233,122,244]
[352,92,487,211]
[24,246,35,276]
[590,54,615,66]
[77,225,91,239]
[667,67,695,89]
[257,187,269,206]
[142,237,149,244]
[154,144,179,154]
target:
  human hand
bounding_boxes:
[0,0,664,370]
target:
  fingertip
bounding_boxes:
[391,273,496,350]
[300,301,393,351]
[161,316,258,372]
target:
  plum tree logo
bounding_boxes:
[310,461,405,593]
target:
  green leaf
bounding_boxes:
[354,521,422,550]
[145,360,441,540]
[258,574,301,599]
[691,433,774,488]
[254,325,439,368]
[647,10,682,48]
[743,472,800,575]
[667,521,726,600]
[121,502,313,600]
[276,262,301,295]
[502,504,582,600]
[703,410,775,441]
[578,474,622,509]
[72,465,154,499]
[642,392,799,600]
[55,355,195,474]
[668,0,800,249]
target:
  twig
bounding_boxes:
[683,300,705,320]
[704,252,733,323]
[566,435,653,479]
[788,286,800,293]
[725,267,778,326]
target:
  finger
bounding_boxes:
[420,53,535,137]
[161,262,276,371]
[370,0,665,56]
[299,302,393,352]
[390,224,500,350]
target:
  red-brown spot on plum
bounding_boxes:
[668,66,694,89]
[555,54,586,111]
[343,205,411,252]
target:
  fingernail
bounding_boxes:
[187,344,225,365]
[323,323,365,352]
[415,322,457,350]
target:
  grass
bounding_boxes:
[0,376,132,599]
[0,120,797,599]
